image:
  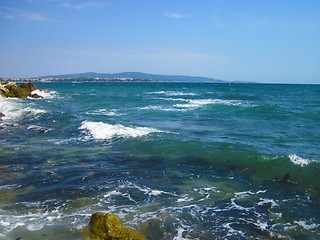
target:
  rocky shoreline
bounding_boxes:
[0,81,46,99]
[0,81,49,122]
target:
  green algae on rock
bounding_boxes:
[85,212,146,240]
[0,82,44,98]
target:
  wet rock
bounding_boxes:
[18,82,38,92]
[281,173,290,183]
[0,81,44,99]
[139,219,164,240]
[85,212,146,240]
[0,112,4,122]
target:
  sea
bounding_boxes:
[0,82,319,240]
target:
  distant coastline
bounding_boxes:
[3,72,232,83]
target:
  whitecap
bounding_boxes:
[27,125,51,133]
[177,196,195,202]
[138,105,188,112]
[0,96,47,125]
[86,109,124,116]
[174,99,244,110]
[0,96,25,122]
[173,227,187,240]
[26,107,47,115]
[129,183,172,196]
[79,121,162,140]
[257,198,279,208]
[289,154,310,167]
[148,91,197,96]
[294,220,319,230]
[31,89,56,99]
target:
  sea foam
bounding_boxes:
[31,89,56,99]
[80,120,162,140]
[149,91,197,96]
[289,154,310,167]
[86,108,124,116]
[0,96,25,123]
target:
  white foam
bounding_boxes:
[31,89,56,99]
[131,184,168,196]
[149,91,197,96]
[294,220,319,230]
[289,154,310,167]
[0,96,47,125]
[26,223,44,231]
[27,125,51,133]
[223,222,246,238]
[173,227,187,240]
[138,105,188,112]
[257,198,279,208]
[174,99,243,109]
[0,220,10,227]
[86,108,123,116]
[79,121,162,140]
[0,96,24,122]
[177,196,195,202]
[25,107,47,117]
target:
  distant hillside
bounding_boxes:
[39,72,226,83]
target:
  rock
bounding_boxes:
[18,82,38,92]
[139,219,164,240]
[0,112,4,122]
[31,93,43,99]
[0,82,44,99]
[85,212,146,240]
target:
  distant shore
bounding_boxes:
[2,77,163,83]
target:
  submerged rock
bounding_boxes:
[0,81,44,99]
[85,212,146,240]
[139,219,164,240]
[0,112,4,122]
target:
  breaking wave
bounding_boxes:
[79,121,163,140]
[289,154,311,167]
[85,108,124,116]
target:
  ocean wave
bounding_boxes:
[138,105,188,112]
[31,89,57,99]
[148,91,197,96]
[85,108,124,116]
[27,124,51,133]
[0,96,48,126]
[174,99,244,109]
[294,220,319,230]
[79,120,163,140]
[0,97,22,122]
[138,98,250,112]
[289,154,311,167]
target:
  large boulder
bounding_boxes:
[85,212,146,240]
[0,82,43,98]
[18,82,38,92]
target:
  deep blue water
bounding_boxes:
[0,82,320,239]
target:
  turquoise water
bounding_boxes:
[0,82,319,239]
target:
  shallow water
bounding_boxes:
[0,82,320,239]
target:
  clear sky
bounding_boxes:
[0,0,319,83]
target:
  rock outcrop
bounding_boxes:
[0,82,44,98]
[85,212,146,240]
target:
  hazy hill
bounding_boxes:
[40,72,226,83]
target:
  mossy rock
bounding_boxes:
[0,82,43,98]
[85,212,146,240]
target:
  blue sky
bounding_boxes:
[0,0,319,83]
